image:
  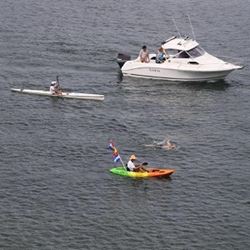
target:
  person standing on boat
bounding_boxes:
[139,45,150,63]
[127,154,148,172]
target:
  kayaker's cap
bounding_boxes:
[51,81,57,85]
[130,154,137,161]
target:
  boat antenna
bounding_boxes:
[172,18,182,38]
[187,14,196,40]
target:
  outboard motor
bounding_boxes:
[116,53,131,68]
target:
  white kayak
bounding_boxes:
[11,88,104,101]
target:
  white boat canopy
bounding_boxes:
[162,37,199,51]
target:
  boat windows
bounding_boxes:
[187,46,204,58]
[167,49,180,56]
[188,61,199,65]
[177,51,190,58]
[167,46,204,59]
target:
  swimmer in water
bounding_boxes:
[161,139,176,150]
[145,137,176,150]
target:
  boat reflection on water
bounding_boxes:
[181,79,230,91]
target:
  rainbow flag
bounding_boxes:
[108,142,121,163]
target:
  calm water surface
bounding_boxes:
[0,0,250,249]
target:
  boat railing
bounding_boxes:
[214,55,244,67]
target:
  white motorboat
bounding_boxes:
[11,88,105,101]
[117,36,243,82]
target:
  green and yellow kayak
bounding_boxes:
[110,166,175,178]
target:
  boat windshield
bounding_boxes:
[187,46,204,58]
[177,51,190,58]
[167,49,191,58]
[167,46,204,58]
[167,49,180,56]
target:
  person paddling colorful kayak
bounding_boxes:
[126,154,149,172]
[107,141,175,178]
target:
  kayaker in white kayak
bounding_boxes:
[49,81,57,94]
[127,154,148,172]
[49,76,62,95]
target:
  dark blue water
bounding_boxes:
[0,0,250,249]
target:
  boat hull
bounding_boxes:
[121,62,239,82]
[122,68,234,81]
[11,88,104,101]
[110,166,175,178]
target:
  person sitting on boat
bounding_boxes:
[49,81,57,94]
[50,80,62,95]
[139,45,150,63]
[156,45,169,63]
[127,154,148,172]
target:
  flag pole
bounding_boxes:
[119,156,126,169]
[115,146,126,169]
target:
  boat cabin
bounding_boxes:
[162,36,205,59]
